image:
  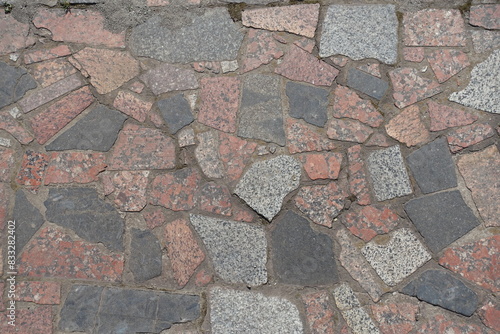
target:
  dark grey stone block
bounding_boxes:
[158,94,194,134]
[45,104,127,152]
[286,81,329,127]
[402,270,478,316]
[129,229,162,282]
[44,187,124,251]
[0,61,37,109]
[347,68,388,100]
[156,293,200,331]
[13,190,45,253]
[271,211,339,285]
[407,137,457,194]
[404,190,479,253]
[59,285,103,332]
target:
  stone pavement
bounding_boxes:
[0,0,499,333]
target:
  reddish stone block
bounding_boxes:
[164,219,205,287]
[299,152,342,180]
[457,145,500,227]
[16,281,61,304]
[371,303,418,334]
[24,45,72,64]
[275,45,339,86]
[385,105,430,147]
[286,119,336,154]
[0,13,35,55]
[18,226,124,281]
[417,314,493,334]
[331,56,349,67]
[302,291,336,334]
[470,5,500,30]
[149,168,202,211]
[29,86,94,144]
[403,9,466,46]
[232,205,256,223]
[192,61,221,74]
[149,111,164,128]
[347,145,371,206]
[241,29,283,73]
[357,63,381,78]
[101,171,149,212]
[327,118,373,143]
[143,208,165,230]
[108,123,176,170]
[332,86,383,128]
[0,147,15,182]
[33,9,126,48]
[343,205,399,242]
[403,47,424,62]
[427,49,470,83]
[195,269,213,287]
[140,63,199,95]
[242,4,320,38]
[113,91,153,122]
[16,150,49,187]
[29,58,77,88]
[439,235,499,292]
[427,101,477,132]
[0,183,11,230]
[479,300,500,331]
[365,133,391,147]
[294,38,315,53]
[0,305,53,334]
[446,123,495,153]
[196,182,232,216]
[0,111,34,144]
[129,81,145,94]
[198,77,240,133]
[44,152,106,185]
[389,67,442,108]
[218,132,257,181]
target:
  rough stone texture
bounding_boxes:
[275,45,339,86]
[190,214,267,286]
[427,49,470,83]
[164,219,205,287]
[29,58,77,88]
[143,208,165,230]
[129,229,162,282]
[286,81,329,127]
[58,285,104,332]
[402,270,478,316]
[416,314,494,334]
[347,145,371,205]
[427,101,478,131]
[367,145,413,201]
[342,205,400,242]
[470,5,500,29]
[347,68,389,100]
[242,4,319,38]
[390,68,442,109]
[196,131,225,179]
[235,155,301,220]
[241,29,283,73]
[332,86,383,127]
[370,303,418,334]
[479,300,500,331]
[178,127,196,147]
[13,190,45,253]
[449,49,500,114]
[158,94,194,134]
[319,5,398,64]
[471,30,500,54]
[446,123,495,152]
[385,105,430,147]
[327,118,374,143]
[196,182,232,216]
[337,229,385,302]
[358,63,381,78]
[140,63,199,95]
[16,281,61,304]
[302,291,336,334]
[362,228,431,286]
[33,9,125,48]
[299,152,342,180]
[218,132,257,181]
[286,119,336,154]
[130,9,244,63]
[0,305,53,334]
[113,91,152,123]
[403,47,425,62]
[0,110,34,144]
[457,145,500,227]
[16,150,49,188]
[210,287,303,334]
[101,171,149,212]
[0,183,11,230]
[45,104,127,151]
[198,77,240,133]
[0,13,35,55]
[407,138,457,194]
[271,211,339,285]
[0,61,37,109]
[108,123,176,170]
[403,9,466,46]
[44,152,106,184]
[24,45,72,64]
[294,182,346,228]
[150,168,202,211]
[0,147,15,182]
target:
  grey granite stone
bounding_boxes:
[471,30,500,54]
[190,214,267,286]
[286,81,329,127]
[13,190,45,253]
[210,287,303,334]
[235,155,301,220]
[368,145,413,201]
[195,131,225,179]
[129,229,162,282]
[319,5,398,64]
[140,63,199,96]
[238,74,286,146]
[271,211,339,285]
[44,187,124,251]
[46,104,127,151]
[347,68,389,100]
[402,269,478,316]
[362,228,431,286]
[404,190,479,253]
[130,8,244,63]
[449,49,500,114]
[407,138,457,194]
[0,61,37,109]
[158,94,194,134]
[59,285,103,332]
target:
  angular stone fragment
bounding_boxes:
[29,58,77,88]
[417,314,493,334]
[300,152,342,180]
[286,119,336,154]
[143,209,165,230]
[16,150,49,188]
[44,152,106,185]
[235,155,301,220]
[218,132,257,181]
[196,182,232,216]
[446,123,495,152]
[24,45,72,64]
[272,211,339,285]
[302,291,336,334]
[427,101,477,131]
[130,8,244,63]
[129,229,162,282]
[427,49,470,83]
[471,30,500,53]
[362,228,431,286]
[479,300,500,331]
[389,67,442,109]
[141,63,199,95]
[327,118,373,143]
[319,5,398,64]
[0,13,35,55]
[150,168,202,211]
[178,127,196,147]
[158,94,194,134]
[0,305,53,334]
[332,86,383,127]
[342,205,400,242]
[113,91,152,123]
[347,145,371,206]
[286,81,328,127]
[210,288,303,333]
[347,68,388,100]
[371,303,418,334]
[101,171,149,212]
[59,285,104,332]
[0,61,37,109]
[45,104,127,151]
[470,5,500,30]
[13,190,45,253]
[0,147,15,182]
[0,110,34,144]
[403,47,424,62]
[365,133,391,147]
[241,29,283,73]
[195,131,225,179]
[449,49,500,114]
[385,105,430,147]
[190,214,267,286]
[16,281,61,304]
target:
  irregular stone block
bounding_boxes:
[13,190,44,253]
[59,285,104,332]
[141,63,199,95]
[347,68,388,100]
[286,81,328,127]
[158,94,194,134]
[129,229,162,282]
[0,61,37,109]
